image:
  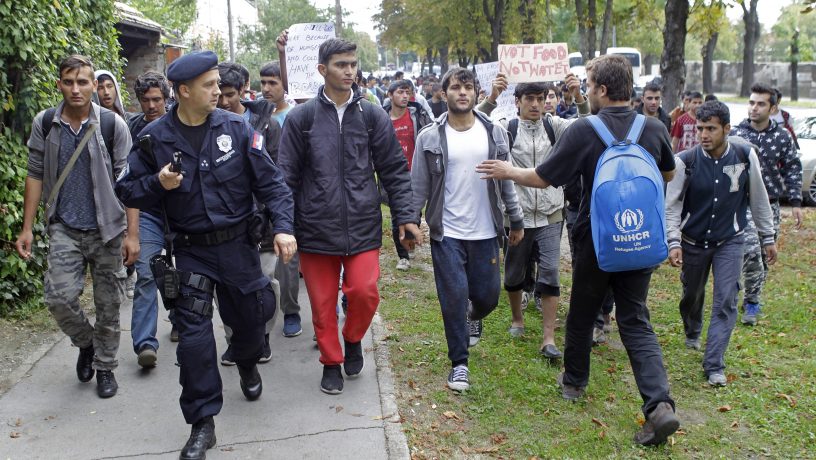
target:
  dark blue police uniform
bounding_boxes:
[116,103,294,424]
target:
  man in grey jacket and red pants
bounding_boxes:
[278,38,423,395]
[411,68,524,392]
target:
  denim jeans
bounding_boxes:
[131,212,170,353]
[679,234,744,376]
[430,237,500,367]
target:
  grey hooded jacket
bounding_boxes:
[411,110,524,242]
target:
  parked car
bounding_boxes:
[794,115,816,206]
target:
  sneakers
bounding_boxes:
[220,346,236,366]
[282,313,302,337]
[634,402,680,446]
[396,258,410,271]
[447,365,470,391]
[237,364,263,400]
[170,326,179,343]
[742,302,761,326]
[592,327,607,345]
[137,345,157,369]
[320,365,344,394]
[96,370,118,398]
[343,340,364,377]
[180,416,216,460]
[467,318,482,348]
[258,334,272,363]
[76,344,95,382]
[708,372,727,387]
[685,337,701,351]
[556,372,585,401]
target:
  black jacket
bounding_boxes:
[242,99,281,162]
[278,86,414,255]
[636,105,672,134]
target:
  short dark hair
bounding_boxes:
[134,71,171,100]
[773,87,783,103]
[688,91,703,100]
[585,54,632,102]
[514,82,550,99]
[696,100,730,126]
[431,83,442,93]
[96,73,114,84]
[750,82,777,106]
[259,61,281,78]
[388,79,413,94]
[394,71,404,79]
[643,82,662,94]
[704,94,718,102]
[217,62,246,91]
[59,54,94,77]
[318,38,357,65]
[441,68,476,92]
[237,64,250,85]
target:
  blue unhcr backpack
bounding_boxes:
[587,114,668,272]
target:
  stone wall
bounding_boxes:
[683,61,816,98]
[122,41,167,112]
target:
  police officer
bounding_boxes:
[115,50,296,460]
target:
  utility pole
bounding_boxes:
[335,0,342,36]
[227,0,235,61]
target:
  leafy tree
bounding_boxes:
[0,0,123,315]
[687,0,728,93]
[124,0,197,36]
[737,0,760,96]
[769,3,816,62]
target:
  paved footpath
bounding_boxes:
[0,278,408,459]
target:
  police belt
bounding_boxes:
[174,220,249,247]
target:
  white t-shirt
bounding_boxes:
[442,121,495,240]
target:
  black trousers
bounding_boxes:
[564,235,674,416]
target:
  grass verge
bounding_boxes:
[377,207,815,459]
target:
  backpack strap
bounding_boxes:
[42,107,115,155]
[41,107,57,139]
[624,114,646,144]
[543,116,556,145]
[507,118,519,151]
[586,115,616,147]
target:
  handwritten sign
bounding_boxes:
[474,61,517,121]
[285,22,336,99]
[498,43,570,83]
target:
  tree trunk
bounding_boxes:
[439,46,450,74]
[519,0,536,44]
[739,0,760,97]
[334,0,343,36]
[575,0,598,62]
[483,0,508,61]
[599,0,613,55]
[643,54,655,75]
[545,0,553,42]
[425,47,434,75]
[702,32,718,94]
[660,0,689,111]
[791,29,799,101]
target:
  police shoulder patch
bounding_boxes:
[251,131,264,152]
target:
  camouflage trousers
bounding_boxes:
[742,201,781,305]
[44,223,125,371]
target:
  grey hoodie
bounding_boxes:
[93,70,127,119]
[411,110,524,242]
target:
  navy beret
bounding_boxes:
[166,50,219,82]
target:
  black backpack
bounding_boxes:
[41,106,116,155]
[507,116,556,152]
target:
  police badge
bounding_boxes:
[216,134,232,153]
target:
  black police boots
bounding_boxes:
[237,364,262,400]
[180,416,216,460]
[96,370,118,398]
[76,344,95,382]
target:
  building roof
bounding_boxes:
[114,2,163,33]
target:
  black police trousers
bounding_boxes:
[563,235,675,416]
[173,235,276,424]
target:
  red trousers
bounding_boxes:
[299,249,380,365]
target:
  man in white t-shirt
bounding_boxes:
[411,68,524,391]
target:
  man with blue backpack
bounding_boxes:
[477,54,679,445]
[665,101,776,387]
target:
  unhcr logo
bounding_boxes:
[613,208,650,243]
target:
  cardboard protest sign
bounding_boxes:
[474,61,517,121]
[285,22,335,98]
[498,43,570,83]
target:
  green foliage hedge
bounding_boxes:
[0,0,124,315]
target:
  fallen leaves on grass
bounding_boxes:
[461,446,499,454]
[731,420,740,429]
[490,433,508,445]
[718,405,732,412]
[598,430,606,439]
[776,393,797,407]
[442,411,462,421]
[591,417,609,428]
